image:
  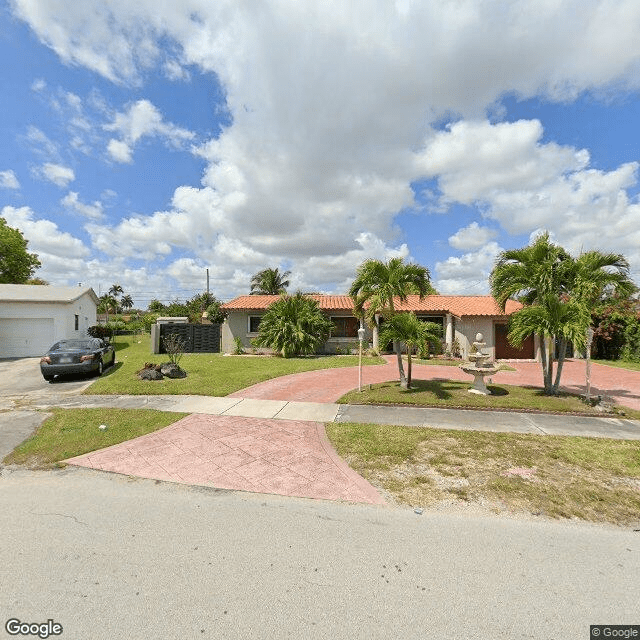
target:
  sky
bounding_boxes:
[1,0,640,309]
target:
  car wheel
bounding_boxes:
[43,374,54,382]
[97,359,104,376]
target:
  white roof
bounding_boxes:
[0,284,99,304]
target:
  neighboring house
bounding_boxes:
[0,284,98,358]
[221,294,536,360]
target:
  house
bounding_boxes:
[0,284,99,358]
[221,294,536,359]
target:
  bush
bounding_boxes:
[141,313,159,332]
[161,333,186,367]
[87,325,113,340]
[253,292,334,358]
[234,336,245,355]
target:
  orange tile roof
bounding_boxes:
[222,294,522,316]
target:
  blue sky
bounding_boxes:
[2,1,640,308]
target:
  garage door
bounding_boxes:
[0,318,55,358]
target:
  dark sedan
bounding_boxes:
[40,338,116,381]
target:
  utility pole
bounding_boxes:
[206,268,210,296]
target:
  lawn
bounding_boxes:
[338,378,640,417]
[3,408,186,468]
[89,335,385,396]
[592,359,640,372]
[325,421,640,525]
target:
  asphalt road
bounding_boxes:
[1,467,638,640]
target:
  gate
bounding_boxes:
[159,323,221,353]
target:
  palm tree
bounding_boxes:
[250,268,291,295]
[491,232,634,395]
[109,283,124,313]
[349,257,432,388]
[378,313,442,388]
[252,292,334,357]
[98,294,117,323]
[120,294,134,312]
[507,294,590,394]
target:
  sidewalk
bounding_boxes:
[36,393,640,440]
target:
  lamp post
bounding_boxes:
[585,327,594,403]
[358,325,366,392]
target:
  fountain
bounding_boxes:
[459,333,501,395]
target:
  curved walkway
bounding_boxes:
[230,355,640,411]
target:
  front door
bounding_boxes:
[494,323,534,359]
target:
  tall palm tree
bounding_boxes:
[250,268,291,295]
[98,294,117,323]
[109,284,124,313]
[507,294,590,394]
[120,294,134,312]
[379,313,441,388]
[491,232,634,395]
[349,257,432,388]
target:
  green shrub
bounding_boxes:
[253,292,334,358]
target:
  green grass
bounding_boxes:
[326,421,640,525]
[3,408,186,468]
[89,335,385,396]
[338,378,640,417]
[592,359,640,372]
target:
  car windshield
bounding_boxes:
[52,340,93,351]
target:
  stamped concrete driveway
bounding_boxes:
[230,355,640,410]
[66,414,384,504]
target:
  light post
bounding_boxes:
[585,326,594,403]
[358,325,366,392]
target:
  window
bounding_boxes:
[331,316,359,338]
[248,316,262,333]
[417,315,444,330]
[74,314,79,331]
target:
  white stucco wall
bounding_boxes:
[0,290,97,357]
[454,317,495,360]
[221,311,371,354]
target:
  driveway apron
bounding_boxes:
[65,414,384,505]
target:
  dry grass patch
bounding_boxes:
[326,422,640,526]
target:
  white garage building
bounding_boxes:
[0,285,99,358]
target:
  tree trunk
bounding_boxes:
[540,337,553,395]
[407,350,412,389]
[396,341,408,388]
[552,337,567,395]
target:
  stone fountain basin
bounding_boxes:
[459,362,501,375]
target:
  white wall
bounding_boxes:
[0,291,96,357]
[455,317,495,359]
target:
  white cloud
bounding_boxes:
[435,242,502,295]
[0,170,20,189]
[35,162,75,187]
[10,1,640,293]
[61,191,104,220]
[163,59,190,82]
[104,99,194,162]
[1,205,90,281]
[448,222,498,251]
[106,139,132,163]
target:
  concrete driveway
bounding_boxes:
[0,357,95,407]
